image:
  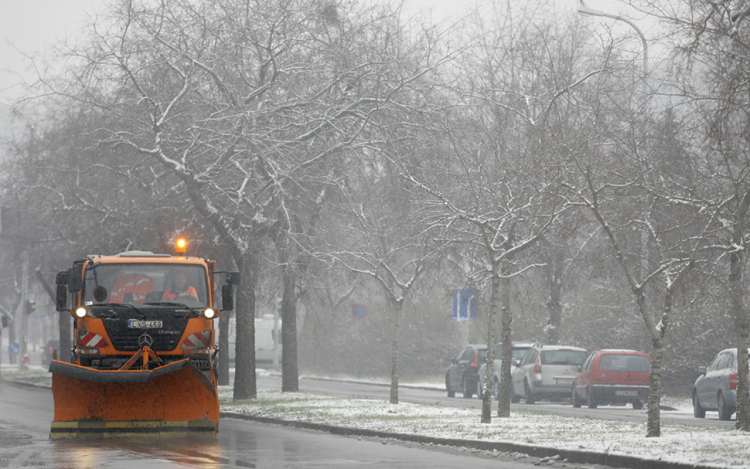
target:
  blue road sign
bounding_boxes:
[352,303,367,320]
[452,289,478,321]
[8,342,20,355]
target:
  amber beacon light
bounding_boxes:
[175,238,187,254]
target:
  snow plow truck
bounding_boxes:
[49,240,239,439]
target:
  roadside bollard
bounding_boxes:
[22,355,30,371]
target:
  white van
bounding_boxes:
[225,314,281,366]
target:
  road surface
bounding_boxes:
[0,381,580,468]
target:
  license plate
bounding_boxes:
[127,320,163,329]
[615,390,638,397]
[555,378,573,385]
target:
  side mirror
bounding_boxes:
[56,271,69,286]
[56,285,68,311]
[68,265,82,293]
[221,284,234,311]
[227,272,241,285]
[55,271,69,312]
[698,365,706,375]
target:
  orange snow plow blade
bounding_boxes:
[49,359,219,439]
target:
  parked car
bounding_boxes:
[478,341,540,400]
[693,348,750,420]
[572,349,651,409]
[445,344,487,398]
[511,344,588,404]
[41,339,59,366]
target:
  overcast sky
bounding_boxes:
[0,0,623,105]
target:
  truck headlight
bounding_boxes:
[74,307,88,318]
[203,308,216,319]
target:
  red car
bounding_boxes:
[572,349,651,409]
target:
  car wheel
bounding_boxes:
[718,392,732,421]
[572,388,582,408]
[524,381,536,404]
[446,375,455,398]
[462,377,474,398]
[632,400,644,410]
[587,388,598,409]
[477,379,484,399]
[493,378,501,401]
[692,391,705,418]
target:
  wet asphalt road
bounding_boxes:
[0,381,574,468]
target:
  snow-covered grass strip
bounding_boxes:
[219,386,750,469]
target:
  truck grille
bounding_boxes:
[99,309,190,352]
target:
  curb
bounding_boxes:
[220,411,720,469]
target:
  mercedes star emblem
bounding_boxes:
[138,333,154,348]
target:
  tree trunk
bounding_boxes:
[218,309,231,386]
[481,260,500,423]
[497,259,513,418]
[647,335,664,437]
[233,253,258,400]
[729,189,750,430]
[389,301,403,404]
[730,245,750,431]
[545,254,563,345]
[281,266,299,392]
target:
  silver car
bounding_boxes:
[478,342,539,401]
[693,348,750,420]
[511,344,588,404]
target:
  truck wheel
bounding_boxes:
[524,381,536,404]
[693,391,705,418]
[718,392,732,421]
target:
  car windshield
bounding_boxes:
[541,350,588,366]
[598,354,651,372]
[82,263,209,307]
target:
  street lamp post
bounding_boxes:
[578,0,649,112]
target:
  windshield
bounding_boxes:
[82,263,209,308]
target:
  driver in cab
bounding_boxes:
[162,273,198,301]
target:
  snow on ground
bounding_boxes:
[220,384,750,469]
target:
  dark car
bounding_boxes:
[693,348,750,420]
[41,339,59,366]
[572,349,651,409]
[445,344,487,398]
